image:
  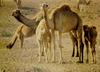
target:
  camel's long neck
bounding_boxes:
[43,9,49,29]
[15,14,36,27]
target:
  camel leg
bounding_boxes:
[77,22,84,63]
[58,32,63,64]
[73,31,79,57]
[85,39,89,63]
[51,30,55,62]
[19,32,24,48]
[6,33,18,49]
[38,41,42,63]
[44,42,48,63]
[91,42,96,63]
[76,40,79,57]
[69,32,75,57]
[48,42,51,62]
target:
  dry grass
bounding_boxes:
[0,0,100,72]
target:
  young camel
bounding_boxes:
[6,10,43,49]
[42,3,84,63]
[36,4,52,63]
[83,25,97,63]
[71,25,97,63]
[36,19,51,63]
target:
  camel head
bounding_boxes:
[83,25,89,32]
[41,3,48,12]
[12,9,21,17]
[90,26,96,30]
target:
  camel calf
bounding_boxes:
[71,25,97,63]
[36,3,51,63]
[83,25,97,63]
[36,19,51,63]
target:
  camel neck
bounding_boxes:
[14,14,36,28]
[43,9,49,29]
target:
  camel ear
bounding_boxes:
[91,26,96,30]
[17,9,21,13]
[83,25,89,31]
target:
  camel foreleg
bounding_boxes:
[58,32,63,64]
[51,30,55,62]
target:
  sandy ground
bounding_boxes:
[0,0,100,72]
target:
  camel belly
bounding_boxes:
[22,25,35,37]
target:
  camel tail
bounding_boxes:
[6,35,18,49]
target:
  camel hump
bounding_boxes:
[60,5,71,11]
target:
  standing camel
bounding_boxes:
[6,10,43,49]
[41,3,84,63]
[36,4,52,63]
[36,19,51,63]
[83,25,97,63]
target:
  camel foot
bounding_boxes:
[76,54,79,57]
[6,44,13,49]
[86,59,89,63]
[58,59,64,64]
[59,61,65,64]
[41,52,44,56]
[93,60,97,64]
[72,54,74,57]
[77,61,83,63]
[51,59,55,63]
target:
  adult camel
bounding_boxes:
[6,10,43,49]
[41,3,84,63]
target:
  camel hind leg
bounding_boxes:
[85,39,89,63]
[90,42,96,63]
[70,31,79,57]
[77,18,84,63]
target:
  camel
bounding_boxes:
[83,25,97,63]
[36,4,52,63]
[77,0,91,12]
[41,3,84,63]
[6,10,43,49]
[36,19,51,63]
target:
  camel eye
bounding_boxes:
[46,4,48,7]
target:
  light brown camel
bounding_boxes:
[36,4,52,63]
[36,19,51,63]
[83,25,97,63]
[6,10,43,49]
[42,3,84,63]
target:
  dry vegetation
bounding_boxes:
[0,0,100,72]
